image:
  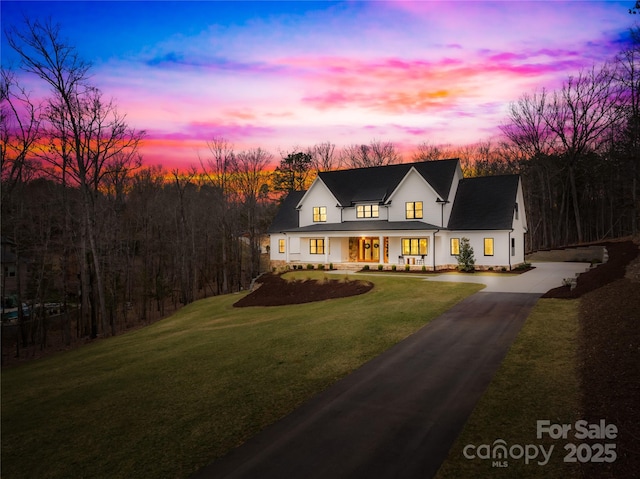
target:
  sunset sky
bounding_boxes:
[2,1,637,169]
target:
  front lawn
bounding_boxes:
[1,273,482,479]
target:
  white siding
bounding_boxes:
[297,179,340,227]
[387,169,441,225]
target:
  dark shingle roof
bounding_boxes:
[447,175,520,230]
[317,158,459,206]
[412,159,459,200]
[267,191,305,233]
[280,220,440,233]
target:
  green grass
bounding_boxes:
[435,299,581,479]
[1,272,482,479]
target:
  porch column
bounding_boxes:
[285,234,289,263]
[325,235,329,265]
[379,235,385,263]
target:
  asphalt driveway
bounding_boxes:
[191,263,583,479]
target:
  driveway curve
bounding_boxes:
[191,263,583,479]
[422,261,591,293]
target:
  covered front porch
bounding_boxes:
[278,231,443,271]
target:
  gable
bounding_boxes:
[447,175,520,230]
[318,163,410,205]
[317,158,460,206]
[411,158,459,200]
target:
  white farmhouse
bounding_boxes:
[268,159,527,271]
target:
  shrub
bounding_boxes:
[422,265,427,272]
[501,267,507,272]
[378,264,383,271]
[318,264,325,270]
[307,264,314,270]
[457,237,475,272]
[363,265,370,271]
[488,266,494,271]
[405,264,410,271]
[392,265,397,271]
[329,263,333,270]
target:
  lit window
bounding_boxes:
[484,238,494,256]
[401,238,428,255]
[310,239,325,254]
[450,238,460,255]
[279,239,285,253]
[405,201,423,219]
[313,206,327,222]
[356,204,379,218]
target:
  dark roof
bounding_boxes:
[279,220,440,233]
[447,175,520,230]
[267,191,305,233]
[317,158,459,206]
[412,159,459,200]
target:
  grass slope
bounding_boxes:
[435,298,581,479]
[1,273,482,479]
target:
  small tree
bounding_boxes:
[457,237,475,272]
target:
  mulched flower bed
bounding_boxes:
[233,273,374,307]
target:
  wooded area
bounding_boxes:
[1,20,638,358]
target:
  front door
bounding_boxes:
[357,237,380,262]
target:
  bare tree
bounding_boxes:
[1,68,41,204]
[309,141,338,173]
[500,90,553,158]
[234,148,272,279]
[200,137,237,294]
[7,18,143,337]
[614,26,640,233]
[340,139,401,168]
[544,64,625,242]
[411,140,453,161]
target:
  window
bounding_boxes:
[356,204,379,218]
[313,206,327,222]
[279,239,285,254]
[405,201,423,219]
[310,239,325,254]
[511,237,515,256]
[515,202,519,220]
[402,238,428,255]
[484,238,494,256]
[450,238,460,256]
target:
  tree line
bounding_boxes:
[1,18,638,358]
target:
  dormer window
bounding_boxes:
[356,204,379,218]
[313,206,327,222]
[405,201,423,219]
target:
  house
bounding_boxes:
[268,158,527,271]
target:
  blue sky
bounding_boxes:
[2,1,636,168]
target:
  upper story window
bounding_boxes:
[405,201,423,219]
[356,204,379,218]
[313,206,327,222]
[514,202,519,220]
